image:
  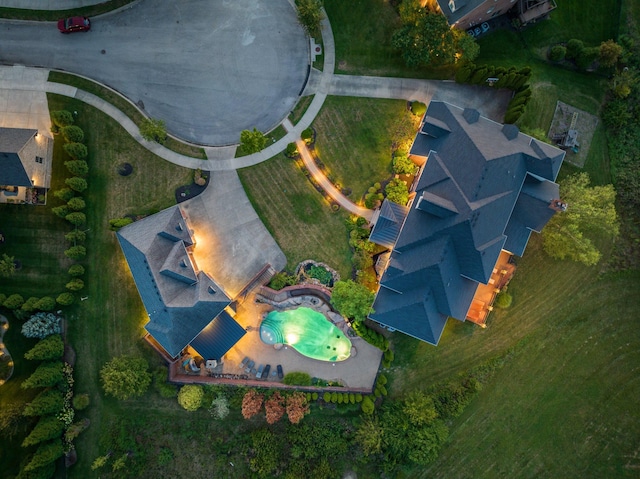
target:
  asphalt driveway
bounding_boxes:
[0,0,309,146]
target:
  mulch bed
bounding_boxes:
[175,171,210,203]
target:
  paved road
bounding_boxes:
[0,0,308,146]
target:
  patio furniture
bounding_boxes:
[256,364,265,379]
[239,356,249,369]
[245,360,254,374]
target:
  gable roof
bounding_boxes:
[0,127,37,187]
[369,199,410,249]
[117,206,241,358]
[370,102,565,345]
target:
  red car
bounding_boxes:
[58,16,91,34]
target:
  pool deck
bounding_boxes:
[172,292,383,391]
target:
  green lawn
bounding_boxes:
[238,154,353,278]
[313,96,411,200]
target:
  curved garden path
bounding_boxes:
[0,315,14,385]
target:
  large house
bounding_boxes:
[369,101,565,345]
[0,127,52,205]
[116,206,247,361]
[435,0,558,29]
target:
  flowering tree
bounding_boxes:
[241,389,264,419]
[286,392,309,424]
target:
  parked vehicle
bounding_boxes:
[58,16,91,34]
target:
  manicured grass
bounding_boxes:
[48,71,207,159]
[45,94,193,476]
[238,154,352,278]
[0,0,135,20]
[289,95,314,125]
[313,96,411,200]
[324,0,455,79]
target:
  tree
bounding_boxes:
[403,391,438,425]
[22,296,40,313]
[23,389,64,417]
[24,439,64,471]
[385,178,409,205]
[286,392,309,424]
[0,253,16,277]
[4,293,24,310]
[64,160,89,177]
[356,416,384,456]
[64,245,86,259]
[53,187,75,202]
[295,0,324,37]
[63,142,88,160]
[22,415,65,447]
[65,212,86,226]
[549,45,567,62]
[100,356,152,400]
[239,128,268,154]
[52,205,70,218]
[35,297,56,312]
[599,39,623,67]
[65,177,88,193]
[330,280,375,322]
[209,396,229,420]
[453,28,480,63]
[56,292,75,306]
[68,264,85,276]
[60,125,84,143]
[265,391,286,424]
[21,361,64,389]
[140,118,167,143]
[361,395,375,415]
[25,335,64,361]
[565,38,584,60]
[65,278,85,292]
[393,152,417,175]
[542,173,618,265]
[241,389,264,419]
[177,385,204,411]
[22,312,62,339]
[51,110,74,128]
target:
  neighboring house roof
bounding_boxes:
[117,206,245,358]
[369,101,564,345]
[0,127,37,187]
[436,0,484,25]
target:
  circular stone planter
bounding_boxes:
[117,163,133,176]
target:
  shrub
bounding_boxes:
[268,272,297,290]
[312,392,319,401]
[377,374,388,386]
[65,278,85,292]
[209,396,230,420]
[265,391,286,424]
[56,292,75,306]
[240,127,268,154]
[35,297,56,311]
[65,212,86,226]
[65,229,87,244]
[576,47,599,70]
[504,107,525,124]
[343,392,350,403]
[349,393,356,404]
[494,291,513,308]
[22,415,65,447]
[308,265,332,285]
[100,356,152,400]
[73,393,90,411]
[139,118,167,143]
[109,217,133,231]
[65,176,88,192]
[361,396,375,414]
[283,371,312,386]
[24,335,64,361]
[241,389,264,419]
[393,152,417,175]
[153,366,177,398]
[21,296,40,312]
[301,127,314,145]
[323,392,331,403]
[24,439,64,472]
[295,0,324,36]
[356,393,363,403]
[566,39,584,60]
[385,178,409,205]
[53,187,75,202]
[61,125,84,143]
[411,101,427,117]
[285,142,298,158]
[68,264,85,277]
[331,392,338,403]
[65,159,89,177]
[286,392,309,424]
[337,393,344,404]
[51,110,74,128]
[21,361,64,389]
[52,205,70,218]
[64,245,86,259]
[4,293,24,310]
[178,385,204,411]
[23,389,64,416]
[455,62,475,83]
[549,45,566,62]
[22,312,62,339]
[63,142,88,160]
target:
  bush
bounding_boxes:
[65,278,85,292]
[549,45,566,62]
[411,101,427,117]
[52,205,70,218]
[22,312,62,339]
[283,371,312,386]
[504,107,525,124]
[139,118,167,143]
[23,389,64,416]
[494,291,513,308]
[331,392,338,403]
[178,385,204,411]
[323,392,331,403]
[393,152,417,175]
[356,393,363,403]
[21,296,40,313]
[4,293,24,310]
[301,127,314,145]
[285,142,298,158]
[24,335,64,361]
[63,142,88,160]
[311,392,319,401]
[65,176,88,192]
[349,393,355,404]
[65,160,89,177]
[73,393,90,411]
[35,297,56,311]
[68,264,85,277]
[51,110,74,128]
[56,292,75,306]
[361,396,375,414]
[109,217,133,231]
[100,356,152,400]
[61,125,84,143]
[565,39,584,60]
[308,265,333,285]
[53,187,75,202]
[65,212,86,226]
[65,230,86,244]
[268,272,297,290]
[21,361,64,389]
[377,374,388,386]
[64,245,86,259]
[209,396,230,420]
[576,47,599,70]
[295,0,324,36]
[153,366,178,398]
[337,393,344,404]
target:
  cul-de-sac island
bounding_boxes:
[0,1,637,478]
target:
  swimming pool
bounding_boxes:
[260,307,351,361]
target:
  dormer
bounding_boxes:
[415,191,458,218]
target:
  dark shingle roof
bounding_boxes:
[370,102,565,344]
[117,206,234,358]
[369,199,410,248]
[190,311,247,360]
[0,128,37,187]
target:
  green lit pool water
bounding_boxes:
[260,307,351,361]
